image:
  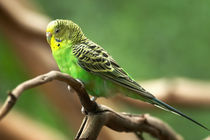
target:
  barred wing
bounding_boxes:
[72,43,154,98]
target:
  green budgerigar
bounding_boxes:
[46,19,209,130]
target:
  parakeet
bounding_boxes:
[46,19,209,130]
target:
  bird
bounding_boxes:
[46,19,209,131]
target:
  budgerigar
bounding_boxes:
[46,19,209,130]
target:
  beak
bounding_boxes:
[46,32,52,44]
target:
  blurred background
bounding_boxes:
[0,0,210,139]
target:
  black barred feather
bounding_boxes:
[72,42,154,98]
[72,40,210,131]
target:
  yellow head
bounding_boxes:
[46,19,86,52]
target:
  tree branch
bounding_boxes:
[0,71,182,140]
[75,106,182,140]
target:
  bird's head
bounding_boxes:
[46,19,86,52]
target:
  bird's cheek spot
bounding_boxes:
[57,44,60,47]
[55,38,62,42]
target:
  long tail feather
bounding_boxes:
[151,98,209,131]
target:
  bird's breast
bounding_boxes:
[53,47,78,75]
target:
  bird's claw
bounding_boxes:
[76,79,85,88]
[91,96,97,102]
[81,106,88,115]
[81,97,97,115]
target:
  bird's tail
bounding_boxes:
[151,97,209,131]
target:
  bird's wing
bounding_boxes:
[72,43,210,131]
[72,43,154,99]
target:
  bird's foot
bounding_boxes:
[76,79,85,88]
[81,96,97,115]
[91,96,97,102]
[81,106,88,115]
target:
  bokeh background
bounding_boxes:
[0,0,210,139]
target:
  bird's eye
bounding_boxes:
[55,29,59,33]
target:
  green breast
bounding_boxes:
[52,46,112,97]
[53,46,89,81]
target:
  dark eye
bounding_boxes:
[55,29,59,33]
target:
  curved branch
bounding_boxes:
[76,105,182,140]
[0,71,97,120]
[0,71,182,140]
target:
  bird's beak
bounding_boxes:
[46,32,52,44]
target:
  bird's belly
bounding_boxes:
[53,49,117,97]
[58,59,115,97]
[60,62,145,99]
[84,75,117,97]
[58,58,142,99]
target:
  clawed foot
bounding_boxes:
[68,79,84,93]
[91,96,97,102]
[76,79,85,88]
[81,96,97,115]
[81,106,88,115]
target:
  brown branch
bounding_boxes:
[75,106,182,140]
[0,71,97,120]
[0,71,182,140]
